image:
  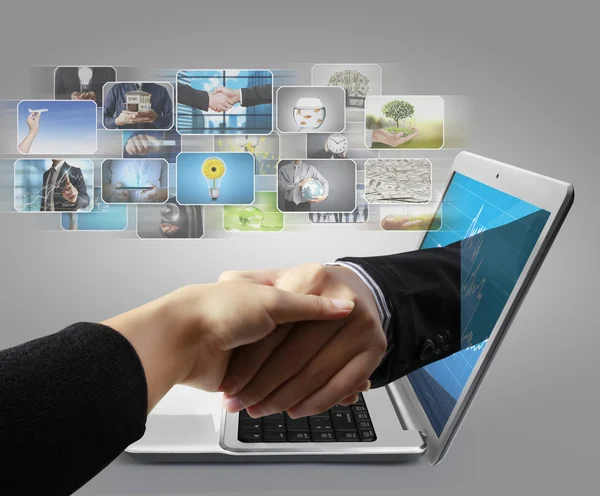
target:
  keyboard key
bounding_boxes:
[357,420,372,429]
[288,431,311,442]
[309,417,332,431]
[238,431,262,442]
[352,405,367,414]
[313,431,335,442]
[354,412,370,421]
[331,411,355,431]
[239,410,254,421]
[359,429,376,442]
[355,393,365,405]
[264,431,287,442]
[285,415,309,431]
[240,420,261,431]
[263,421,286,432]
[336,431,359,442]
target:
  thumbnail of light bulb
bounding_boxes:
[78,67,93,92]
[201,157,226,200]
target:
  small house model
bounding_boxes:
[125,89,152,112]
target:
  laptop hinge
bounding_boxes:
[386,379,426,439]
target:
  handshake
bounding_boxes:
[106,263,386,419]
[209,86,242,112]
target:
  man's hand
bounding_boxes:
[309,195,326,203]
[111,182,129,202]
[212,86,241,106]
[381,215,423,230]
[298,178,312,188]
[140,184,159,202]
[115,110,145,126]
[61,175,78,204]
[125,134,162,156]
[218,264,387,418]
[372,128,418,147]
[25,111,41,131]
[71,91,96,101]
[160,223,179,235]
[209,90,235,112]
[103,280,355,411]
[135,109,158,123]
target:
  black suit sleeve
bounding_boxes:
[177,83,209,111]
[341,212,547,388]
[69,166,90,210]
[339,240,462,388]
[241,84,272,107]
[0,323,148,495]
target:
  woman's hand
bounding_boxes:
[102,280,354,412]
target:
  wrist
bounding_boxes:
[102,289,199,412]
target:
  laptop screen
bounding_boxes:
[407,172,551,436]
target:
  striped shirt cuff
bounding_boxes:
[325,261,392,335]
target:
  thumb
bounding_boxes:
[261,285,354,326]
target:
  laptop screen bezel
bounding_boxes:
[395,151,574,465]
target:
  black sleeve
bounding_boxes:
[177,83,209,111]
[72,167,90,210]
[339,241,462,388]
[0,323,148,495]
[241,84,272,107]
[54,68,72,100]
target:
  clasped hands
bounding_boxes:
[208,86,241,112]
[106,264,387,418]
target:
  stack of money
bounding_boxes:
[328,70,370,108]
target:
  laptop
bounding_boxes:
[126,151,574,464]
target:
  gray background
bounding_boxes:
[0,1,598,495]
[278,159,356,212]
[276,86,346,133]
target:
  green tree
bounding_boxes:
[381,99,415,127]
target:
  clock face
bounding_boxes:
[326,134,348,155]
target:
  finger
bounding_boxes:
[356,379,371,392]
[129,139,143,154]
[222,318,344,414]
[260,286,354,326]
[287,351,380,418]
[219,324,293,395]
[245,319,370,417]
[338,392,359,406]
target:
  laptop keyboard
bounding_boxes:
[237,393,376,443]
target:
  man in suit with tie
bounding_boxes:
[40,159,90,212]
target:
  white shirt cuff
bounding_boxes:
[325,261,392,334]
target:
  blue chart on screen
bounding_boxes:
[408,172,550,436]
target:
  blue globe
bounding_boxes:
[301,179,324,202]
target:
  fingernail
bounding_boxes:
[331,298,355,310]
[246,405,266,418]
[286,408,303,419]
[222,395,245,413]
